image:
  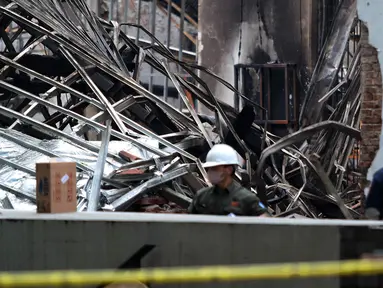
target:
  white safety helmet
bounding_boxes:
[203,144,241,168]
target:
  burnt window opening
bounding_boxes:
[234,64,299,137]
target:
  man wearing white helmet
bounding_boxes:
[188,144,269,216]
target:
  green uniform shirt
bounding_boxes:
[188,181,267,216]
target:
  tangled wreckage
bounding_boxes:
[0,0,363,218]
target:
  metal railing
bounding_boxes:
[96,0,197,107]
[0,1,198,110]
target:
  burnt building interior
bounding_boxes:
[0,0,372,220]
[2,1,383,287]
[201,0,353,134]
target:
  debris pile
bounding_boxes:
[0,0,362,218]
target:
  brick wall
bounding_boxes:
[359,23,382,173]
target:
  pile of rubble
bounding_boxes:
[0,0,362,218]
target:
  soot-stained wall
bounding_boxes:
[198,0,318,113]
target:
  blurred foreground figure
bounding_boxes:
[365,167,383,219]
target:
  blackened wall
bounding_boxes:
[198,0,318,112]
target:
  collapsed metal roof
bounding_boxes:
[0,0,362,218]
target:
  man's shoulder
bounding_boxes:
[195,186,214,198]
[373,167,383,183]
[232,185,256,198]
[230,185,267,215]
[233,186,265,205]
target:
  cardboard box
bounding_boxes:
[36,159,77,213]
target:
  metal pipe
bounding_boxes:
[0,54,97,108]
[0,130,125,188]
[123,0,128,34]
[0,105,119,160]
[126,35,196,58]
[3,36,49,129]
[87,0,100,17]
[0,79,167,157]
[135,0,142,46]
[149,0,156,92]
[0,182,35,203]
[111,20,119,48]
[0,196,14,209]
[109,0,114,21]
[0,35,47,75]
[162,60,213,148]
[110,164,191,211]
[8,71,80,130]
[178,0,185,110]
[0,7,199,132]
[132,47,146,80]
[309,155,353,219]
[0,54,196,160]
[9,102,39,130]
[59,47,128,135]
[88,120,112,212]
[0,54,139,134]
[117,112,197,160]
[115,0,120,22]
[318,80,348,103]
[118,154,175,170]
[73,97,141,137]
[163,0,172,101]
[0,155,35,176]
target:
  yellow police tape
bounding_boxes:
[1,259,383,286]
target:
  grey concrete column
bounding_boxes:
[198,0,319,110]
[87,0,101,16]
[300,0,318,74]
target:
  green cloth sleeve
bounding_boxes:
[242,194,268,216]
